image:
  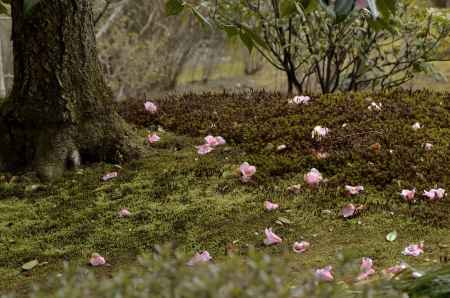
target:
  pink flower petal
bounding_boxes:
[147,133,160,144]
[102,172,118,181]
[240,162,256,181]
[118,208,131,218]
[264,201,279,211]
[187,251,212,266]
[293,241,310,253]
[341,203,356,218]
[345,185,364,196]
[304,168,323,187]
[144,101,158,113]
[315,266,334,282]
[402,242,424,257]
[401,189,416,202]
[196,144,214,155]
[89,253,106,267]
[263,228,282,246]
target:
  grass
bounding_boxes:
[1,91,450,296]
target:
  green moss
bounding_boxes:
[1,91,450,295]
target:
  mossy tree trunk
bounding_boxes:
[0,0,141,180]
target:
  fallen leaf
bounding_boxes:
[22,260,39,271]
[386,231,398,242]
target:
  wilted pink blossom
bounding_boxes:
[187,251,212,266]
[341,203,364,218]
[402,242,424,257]
[240,162,256,182]
[293,241,310,253]
[289,95,311,105]
[264,201,279,211]
[102,171,118,181]
[147,133,160,144]
[118,208,131,218]
[196,144,214,155]
[315,266,334,282]
[144,101,158,113]
[89,253,106,267]
[312,126,330,140]
[424,143,433,151]
[401,189,416,202]
[423,188,446,201]
[345,185,364,196]
[263,228,282,246]
[304,168,323,187]
[356,257,376,281]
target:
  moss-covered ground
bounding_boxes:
[1,90,449,296]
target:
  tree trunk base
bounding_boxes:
[0,104,142,180]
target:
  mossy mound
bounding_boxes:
[121,90,450,226]
[0,90,449,295]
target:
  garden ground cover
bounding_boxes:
[0,90,449,296]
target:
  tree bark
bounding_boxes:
[0,0,141,180]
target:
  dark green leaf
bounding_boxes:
[165,0,184,16]
[280,0,297,17]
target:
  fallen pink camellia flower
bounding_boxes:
[144,101,158,113]
[401,189,416,202]
[311,126,330,140]
[264,201,279,211]
[423,188,446,201]
[315,266,334,282]
[341,203,364,219]
[204,135,226,147]
[205,135,219,147]
[293,241,310,254]
[345,185,364,196]
[147,133,160,144]
[102,171,118,181]
[240,162,256,182]
[289,95,311,105]
[89,253,106,267]
[304,168,323,187]
[263,228,282,246]
[187,251,212,266]
[357,257,376,281]
[196,144,214,155]
[118,208,131,218]
[402,242,424,257]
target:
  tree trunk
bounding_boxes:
[0,0,141,180]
